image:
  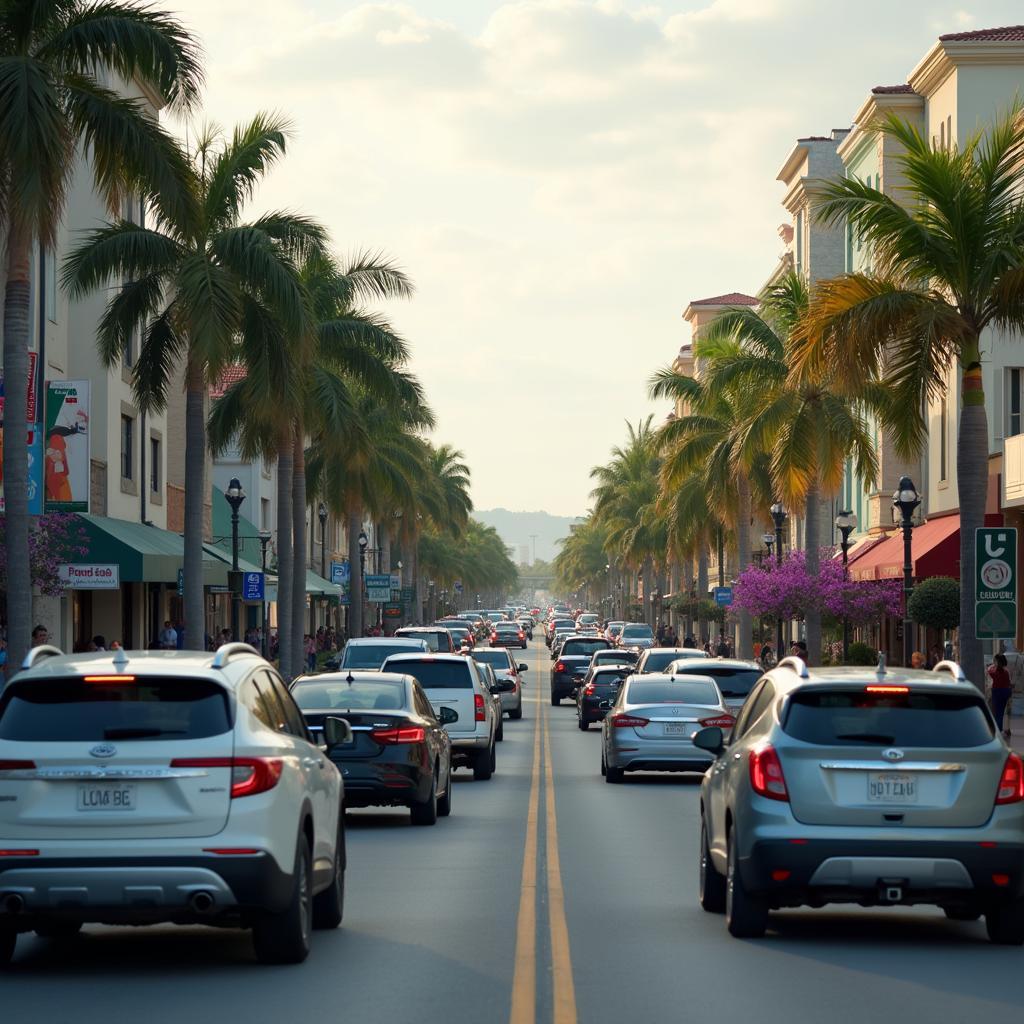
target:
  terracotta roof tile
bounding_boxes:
[871,83,915,94]
[939,25,1024,42]
[689,292,758,307]
[210,365,246,400]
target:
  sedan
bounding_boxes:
[617,623,655,651]
[636,647,709,674]
[590,648,639,671]
[663,658,763,717]
[491,623,527,648]
[601,674,735,784]
[577,664,632,729]
[291,671,455,825]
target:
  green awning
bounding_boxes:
[306,569,342,599]
[202,543,268,578]
[76,514,228,585]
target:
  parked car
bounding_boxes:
[434,622,475,650]
[551,636,613,705]
[338,637,429,671]
[381,653,498,780]
[290,671,453,825]
[0,643,345,966]
[636,647,709,674]
[394,627,457,654]
[601,673,734,783]
[576,664,632,729]
[663,658,762,716]
[694,657,1024,943]
[472,648,527,719]
[617,623,656,651]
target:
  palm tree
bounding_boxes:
[794,109,1024,684]
[0,0,202,668]
[64,114,324,652]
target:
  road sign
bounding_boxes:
[454,580,464,594]
[243,572,265,602]
[366,574,392,602]
[976,528,1017,639]
[713,586,733,607]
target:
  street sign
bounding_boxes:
[366,574,392,602]
[713,586,733,607]
[383,603,403,618]
[390,572,401,590]
[976,527,1017,639]
[454,580,464,594]
[401,587,416,602]
[243,571,265,602]
[177,568,184,596]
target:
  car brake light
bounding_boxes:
[749,745,789,801]
[475,693,486,721]
[83,675,136,683]
[170,757,283,798]
[612,714,649,728]
[583,683,595,695]
[556,661,566,672]
[996,753,1024,804]
[865,685,909,694]
[699,714,736,729]
[0,850,39,856]
[203,848,261,855]
[372,726,426,744]
[0,760,36,770]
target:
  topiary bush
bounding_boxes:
[846,641,878,666]
[908,576,960,632]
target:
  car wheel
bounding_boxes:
[496,718,504,742]
[605,758,624,784]
[600,749,607,777]
[510,705,523,720]
[252,832,313,964]
[577,712,589,731]
[943,906,981,922]
[410,772,438,826]
[312,822,345,929]
[34,920,83,940]
[725,829,768,938]
[551,694,560,706]
[438,763,453,817]
[473,746,494,781]
[986,899,1024,944]
[699,817,726,913]
[490,742,497,773]
[0,926,15,967]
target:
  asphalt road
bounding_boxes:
[4,637,1023,1023]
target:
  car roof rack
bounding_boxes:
[20,644,64,670]
[211,642,261,670]
[932,659,968,683]
[776,655,810,679]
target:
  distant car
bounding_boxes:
[435,622,475,649]
[546,618,576,647]
[663,658,762,716]
[576,664,632,729]
[338,637,429,671]
[472,647,527,719]
[551,636,612,705]
[604,621,625,643]
[617,623,655,651]
[474,663,505,742]
[589,648,639,671]
[394,627,457,654]
[515,616,534,639]
[491,622,527,649]
[291,671,453,825]
[636,647,709,674]
[549,629,578,660]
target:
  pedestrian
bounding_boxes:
[760,641,775,669]
[988,653,1012,736]
[305,634,317,674]
[31,624,49,647]
[683,634,696,649]
[716,632,730,657]
[92,635,107,651]
[656,622,666,645]
[910,650,926,669]
[158,620,177,650]
[790,639,808,661]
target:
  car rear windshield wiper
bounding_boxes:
[103,727,188,739]
[834,732,896,744]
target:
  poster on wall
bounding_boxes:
[44,379,90,512]
[0,353,43,514]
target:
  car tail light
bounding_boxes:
[170,757,284,798]
[583,683,596,696]
[83,675,136,683]
[371,726,426,744]
[749,745,789,801]
[865,685,909,694]
[0,760,36,770]
[995,753,1024,804]
[0,849,39,857]
[699,714,736,729]
[556,661,566,673]
[475,693,486,721]
[490,632,498,641]
[611,714,649,728]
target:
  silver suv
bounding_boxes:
[694,657,1024,943]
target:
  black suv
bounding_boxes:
[550,636,611,705]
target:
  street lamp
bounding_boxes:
[762,531,775,558]
[440,587,448,617]
[835,510,858,663]
[428,579,436,622]
[358,529,368,635]
[770,502,787,657]
[225,478,246,643]
[316,502,328,635]
[892,477,921,667]
[258,529,272,658]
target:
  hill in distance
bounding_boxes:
[474,508,583,564]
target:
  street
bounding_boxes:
[3,637,1022,1024]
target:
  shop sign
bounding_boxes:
[59,564,119,590]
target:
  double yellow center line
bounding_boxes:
[509,692,578,1024]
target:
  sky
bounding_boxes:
[165,0,1024,516]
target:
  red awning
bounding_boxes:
[837,535,886,567]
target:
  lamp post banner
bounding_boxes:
[331,560,351,605]
[976,528,1017,639]
[43,378,90,512]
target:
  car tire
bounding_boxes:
[577,713,589,731]
[600,749,607,776]
[510,705,523,720]
[725,829,768,938]
[438,765,453,817]
[410,772,438,826]
[943,906,981,922]
[0,926,15,966]
[986,899,1024,944]
[551,694,560,706]
[473,745,494,781]
[496,718,504,742]
[699,817,726,913]
[252,832,313,964]
[312,823,345,929]
[34,920,83,940]
[605,758,624,784]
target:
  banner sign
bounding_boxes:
[331,560,350,606]
[366,574,392,602]
[976,528,1017,639]
[243,572,265,602]
[383,603,403,618]
[59,563,119,590]
[44,379,90,512]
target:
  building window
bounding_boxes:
[1009,368,1023,437]
[261,497,270,530]
[45,248,57,323]
[150,437,160,493]
[939,394,948,482]
[121,415,134,480]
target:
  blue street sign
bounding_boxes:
[243,572,265,602]
[330,561,350,586]
[713,586,733,607]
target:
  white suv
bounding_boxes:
[0,643,345,967]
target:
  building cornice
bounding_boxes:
[909,39,1024,97]
[776,142,809,188]
[837,92,924,164]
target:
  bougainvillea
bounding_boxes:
[733,548,902,627]
[0,514,91,596]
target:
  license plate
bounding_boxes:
[867,772,917,803]
[663,723,691,736]
[77,784,136,812]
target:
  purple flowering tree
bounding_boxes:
[0,514,91,598]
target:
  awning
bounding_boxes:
[210,485,268,567]
[76,514,228,585]
[834,535,886,566]
[264,570,343,604]
[202,543,268,578]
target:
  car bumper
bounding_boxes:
[607,736,714,772]
[336,761,429,807]
[551,673,587,698]
[579,697,612,721]
[451,735,490,751]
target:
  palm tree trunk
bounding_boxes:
[642,559,653,627]
[804,483,822,665]
[275,430,294,678]
[347,508,363,638]
[183,359,206,650]
[380,521,391,574]
[697,546,709,643]
[958,348,988,689]
[3,233,33,672]
[736,473,754,659]
[290,430,307,679]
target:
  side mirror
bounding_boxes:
[438,705,459,725]
[323,716,353,747]
[692,726,725,756]
[518,664,528,672]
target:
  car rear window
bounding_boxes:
[673,666,761,698]
[473,650,514,669]
[640,651,687,673]
[562,640,610,656]
[385,660,473,689]
[292,679,408,711]
[341,643,423,669]
[622,625,653,638]
[782,689,995,748]
[627,680,719,705]
[0,677,232,742]
[592,669,630,683]
[396,631,447,652]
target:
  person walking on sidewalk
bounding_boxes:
[988,653,1012,737]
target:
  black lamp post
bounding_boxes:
[893,477,921,667]
[318,503,328,579]
[428,580,436,622]
[358,529,368,635]
[835,510,858,663]
[258,529,271,657]
[770,502,787,657]
[440,588,448,617]
[225,478,246,643]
